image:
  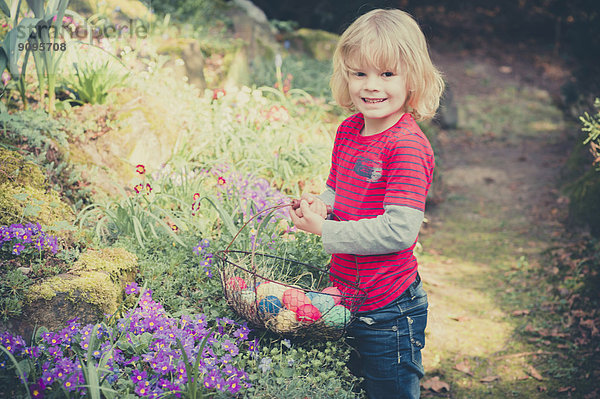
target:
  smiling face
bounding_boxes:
[347,64,409,136]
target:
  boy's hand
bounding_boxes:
[289,199,325,236]
[293,193,327,219]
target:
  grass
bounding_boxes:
[458,85,566,143]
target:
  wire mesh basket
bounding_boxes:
[215,202,366,340]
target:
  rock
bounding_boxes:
[158,38,207,90]
[0,148,74,227]
[0,248,138,342]
[225,0,281,85]
[290,28,339,61]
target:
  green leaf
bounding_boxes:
[0,48,6,83]
[0,345,32,399]
[0,0,10,17]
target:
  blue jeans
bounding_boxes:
[347,276,428,399]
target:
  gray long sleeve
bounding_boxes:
[318,187,424,255]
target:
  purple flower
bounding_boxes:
[125,282,140,295]
[203,368,220,389]
[30,382,45,398]
[259,357,272,373]
[233,325,250,341]
[12,242,25,255]
[131,369,148,384]
[228,375,242,394]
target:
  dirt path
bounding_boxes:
[417,49,578,397]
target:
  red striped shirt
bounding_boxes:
[326,112,434,311]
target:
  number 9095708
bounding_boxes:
[18,42,67,51]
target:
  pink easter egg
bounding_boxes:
[226,277,247,291]
[321,286,342,305]
[282,288,311,312]
[295,304,321,324]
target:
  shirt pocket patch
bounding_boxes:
[353,156,383,182]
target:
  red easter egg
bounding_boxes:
[295,304,321,323]
[321,286,342,305]
[282,288,311,312]
[227,277,247,291]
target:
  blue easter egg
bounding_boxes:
[310,293,335,314]
[323,305,351,328]
[306,292,319,301]
[259,295,283,316]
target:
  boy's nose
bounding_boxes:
[364,74,380,91]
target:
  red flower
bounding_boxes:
[136,164,146,174]
[212,88,226,100]
[217,176,226,186]
[193,193,201,201]
[134,184,143,193]
[145,183,152,194]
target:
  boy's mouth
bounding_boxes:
[363,97,386,104]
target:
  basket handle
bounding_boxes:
[224,200,334,253]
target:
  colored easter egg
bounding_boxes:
[321,286,342,305]
[226,277,247,291]
[256,282,287,300]
[306,291,319,301]
[310,293,335,315]
[274,309,298,332]
[323,305,351,328]
[259,295,283,316]
[282,288,311,312]
[295,304,321,324]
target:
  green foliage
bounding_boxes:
[0,269,31,321]
[580,98,600,170]
[565,98,600,236]
[251,54,334,100]
[61,60,128,105]
[0,0,72,114]
[241,339,362,398]
[0,105,92,209]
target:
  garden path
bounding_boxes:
[417,48,578,397]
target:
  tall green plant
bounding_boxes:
[0,0,71,114]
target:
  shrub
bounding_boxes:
[567,98,600,236]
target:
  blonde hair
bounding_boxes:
[330,9,444,121]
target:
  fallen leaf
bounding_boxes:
[421,376,450,393]
[450,315,471,322]
[527,365,543,381]
[480,375,500,382]
[538,385,547,392]
[499,65,512,74]
[558,386,574,393]
[512,309,530,316]
[454,361,473,376]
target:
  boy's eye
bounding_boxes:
[353,71,366,77]
[382,72,394,77]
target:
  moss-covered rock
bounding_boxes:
[1,247,137,341]
[291,28,339,61]
[157,38,207,90]
[0,148,74,227]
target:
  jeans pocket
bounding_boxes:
[399,300,427,378]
